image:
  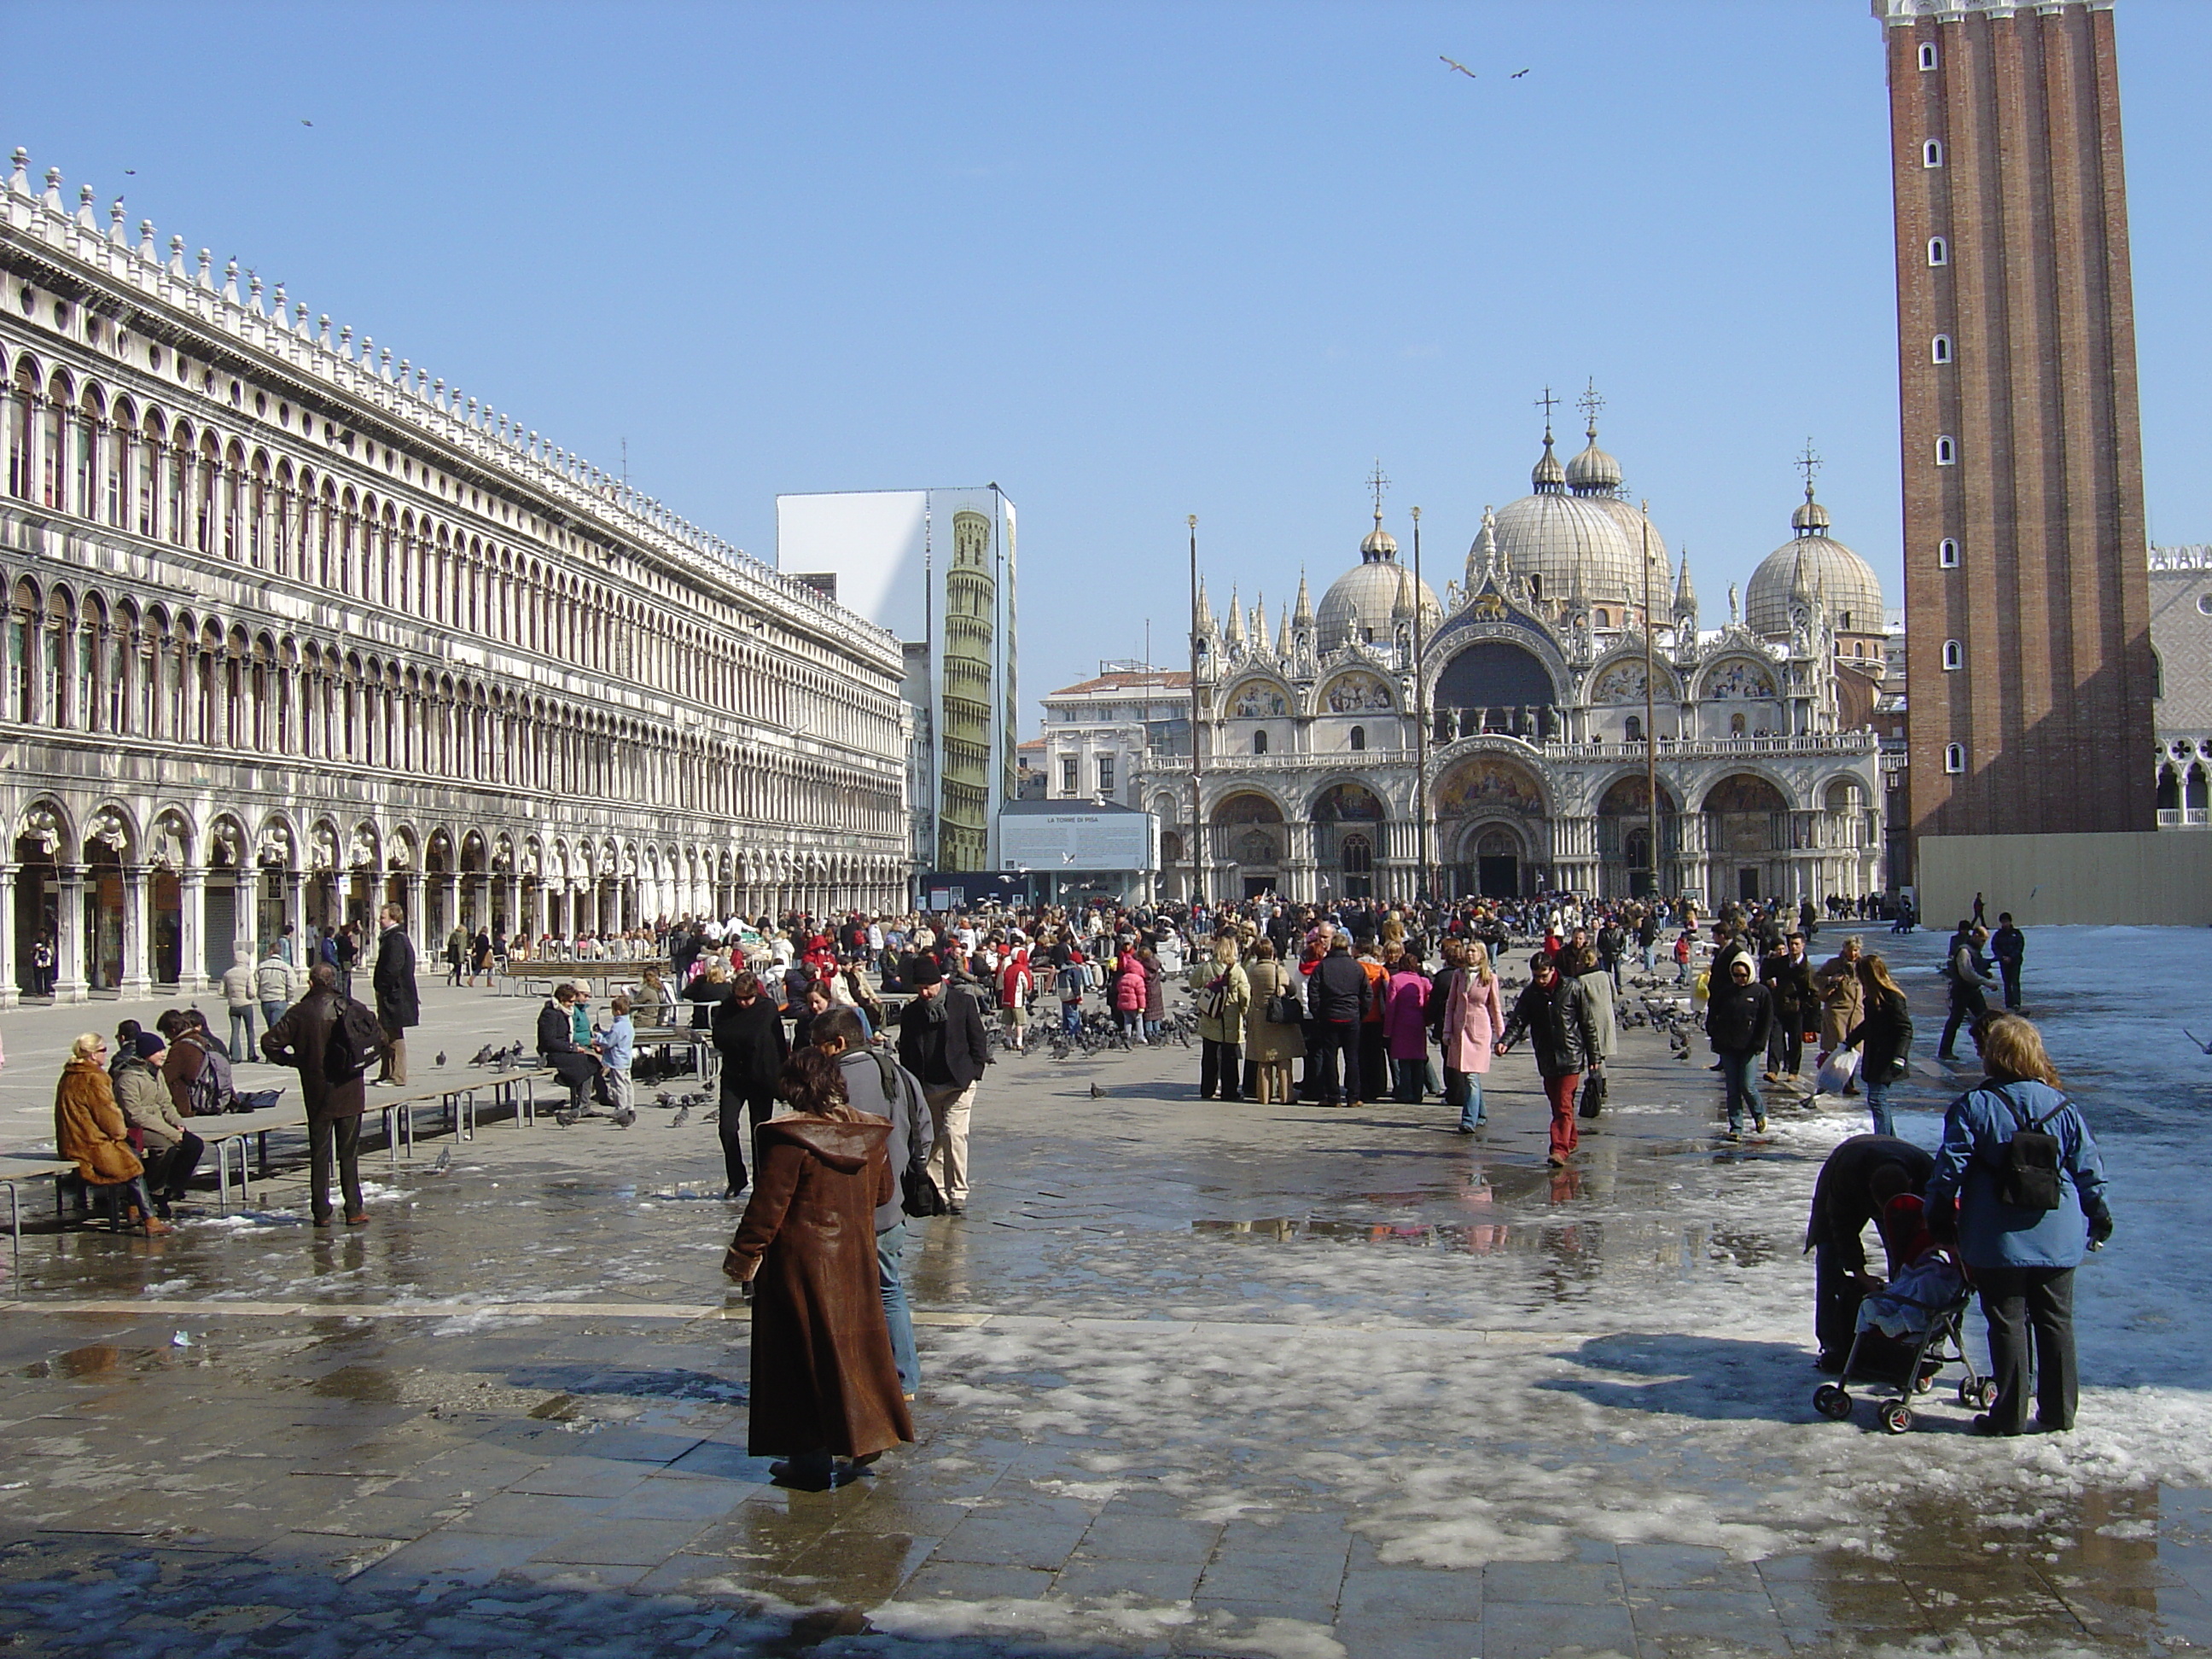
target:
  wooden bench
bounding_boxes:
[0,1153,78,1269]
[628,1027,719,1090]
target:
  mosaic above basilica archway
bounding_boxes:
[1312,782,1385,822]
[1592,661,1679,705]
[1702,658,1778,701]
[1322,672,1394,713]
[1228,681,1289,719]
[1435,754,1544,818]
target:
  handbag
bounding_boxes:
[1577,1068,1608,1119]
[1263,976,1301,1025]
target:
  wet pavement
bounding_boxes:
[3,932,2210,1656]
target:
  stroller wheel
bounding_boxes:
[1881,1401,1913,1435]
[1959,1377,1999,1412]
[1913,1367,1937,1395]
[1813,1384,1853,1422]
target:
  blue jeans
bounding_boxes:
[1717,1050,1763,1132]
[1447,1069,1485,1130]
[1061,1000,1082,1037]
[877,1222,917,1396]
[1864,1074,1895,1136]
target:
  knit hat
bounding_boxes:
[908,955,945,987]
[136,1032,166,1060]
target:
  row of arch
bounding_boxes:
[1,341,897,757]
[0,566,903,837]
[10,794,897,895]
[1180,765,1865,827]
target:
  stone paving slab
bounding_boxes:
[1,945,2207,1656]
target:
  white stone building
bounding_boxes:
[0,151,907,1003]
[1038,663,1190,808]
[2151,545,2212,828]
[1136,412,1888,908]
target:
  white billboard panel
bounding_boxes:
[999,811,1156,873]
[775,490,929,638]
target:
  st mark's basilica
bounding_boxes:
[1136,399,1890,909]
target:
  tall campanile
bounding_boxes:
[1877,0,2157,842]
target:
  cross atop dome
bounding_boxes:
[1796,438,1822,495]
[1366,458,1391,520]
[1578,377,1605,437]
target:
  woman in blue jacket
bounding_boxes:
[1927,1016,2111,1436]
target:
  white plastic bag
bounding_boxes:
[1815,1046,1860,1096]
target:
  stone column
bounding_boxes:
[283,870,308,962]
[118,865,153,998]
[0,866,16,1011]
[403,871,428,958]
[55,865,90,1004]
[178,865,208,990]
[230,876,257,975]
[501,874,521,937]
[441,872,461,940]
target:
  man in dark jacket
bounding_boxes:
[1990,912,2026,1010]
[371,905,418,1088]
[894,955,991,1216]
[1805,1133,1938,1370]
[1706,955,1775,1138]
[1761,933,1817,1085]
[816,1005,933,1398]
[1500,952,1598,1167]
[713,969,789,1197]
[262,963,370,1227]
[1307,934,1371,1108]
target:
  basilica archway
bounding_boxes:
[1210,791,1285,899]
[1434,754,1545,898]
[1312,782,1386,900]
[1703,772,1789,904]
[1596,774,1679,899]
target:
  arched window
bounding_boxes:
[1931,334,1952,364]
[1938,537,1960,568]
[1941,639,1964,671]
[1625,714,1643,742]
[1729,712,1746,738]
[1944,742,1965,775]
[1923,138,1944,168]
[1919,41,1939,72]
[1928,236,1948,267]
[1935,435,1957,465]
[1254,730,1268,754]
[1348,725,1365,752]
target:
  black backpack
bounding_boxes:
[324,997,388,1086]
[1990,1086,2068,1211]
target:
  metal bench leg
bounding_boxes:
[9,1183,20,1277]
[216,1140,231,1216]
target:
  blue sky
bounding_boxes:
[8,1,2209,714]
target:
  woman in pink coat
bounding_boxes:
[1441,940,1506,1132]
[1383,948,1435,1103]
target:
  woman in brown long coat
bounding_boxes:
[55,1033,169,1234]
[723,1047,914,1488]
[1241,940,1306,1103]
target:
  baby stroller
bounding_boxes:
[1813,1251,1995,1434]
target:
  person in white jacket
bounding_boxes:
[254,946,297,1037]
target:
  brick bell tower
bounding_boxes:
[1877,0,2157,841]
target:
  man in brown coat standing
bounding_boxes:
[262,963,370,1226]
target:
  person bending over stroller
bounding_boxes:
[1804,1133,1936,1371]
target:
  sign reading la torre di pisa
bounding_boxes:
[0,149,911,1004]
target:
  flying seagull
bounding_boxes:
[300,119,313,126]
[1440,55,1476,79]
[1511,68,1530,78]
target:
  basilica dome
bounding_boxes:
[1488,430,1644,606]
[1317,513,1444,654]
[1745,484,1886,637]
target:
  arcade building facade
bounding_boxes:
[1,152,909,1004]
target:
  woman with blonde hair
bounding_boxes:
[54,1033,169,1235]
[1928,1015,2110,1436]
[1440,940,1506,1132]
[1242,938,1305,1103]
[1190,934,1251,1103]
